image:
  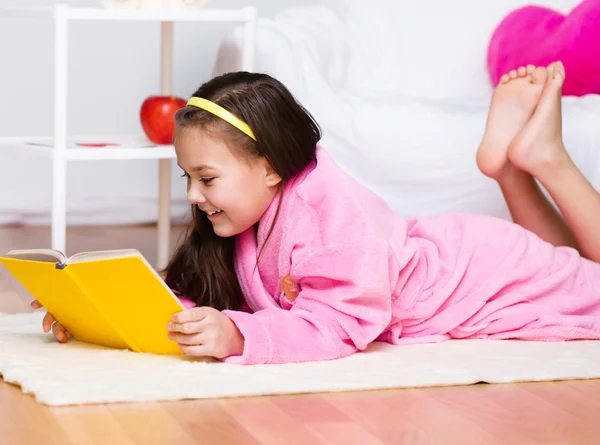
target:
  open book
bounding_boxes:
[0,248,186,355]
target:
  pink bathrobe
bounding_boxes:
[216,146,600,365]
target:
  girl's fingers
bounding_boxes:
[177,344,210,358]
[42,312,55,333]
[171,307,211,324]
[35,306,71,342]
[168,320,204,334]
[52,321,68,343]
[168,331,204,346]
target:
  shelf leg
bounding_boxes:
[52,4,69,255]
[157,21,174,270]
[241,7,257,71]
[52,156,68,255]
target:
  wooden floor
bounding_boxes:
[1,224,600,445]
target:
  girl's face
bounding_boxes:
[175,127,282,238]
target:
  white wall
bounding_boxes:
[0,0,319,225]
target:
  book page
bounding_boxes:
[67,249,141,264]
[5,249,66,264]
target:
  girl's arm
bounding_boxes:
[222,235,400,365]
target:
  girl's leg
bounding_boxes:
[508,61,600,263]
[476,64,578,249]
[495,166,578,250]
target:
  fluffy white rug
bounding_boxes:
[1,311,600,406]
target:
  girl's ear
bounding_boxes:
[262,158,282,188]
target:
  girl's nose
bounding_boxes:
[187,184,207,205]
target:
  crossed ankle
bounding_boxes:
[507,138,570,176]
[530,147,577,181]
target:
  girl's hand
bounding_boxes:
[30,300,72,343]
[167,307,244,359]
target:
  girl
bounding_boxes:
[35,62,600,365]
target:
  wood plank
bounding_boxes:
[326,388,497,445]
[50,405,136,445]
[220,397,326,445]
[306,421,386,445]
[0,381,72,445]
[161,398,260,445]
[0,290,30,314]
[429,383,584,443]
[107,402,196,445]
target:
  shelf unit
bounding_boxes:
[0,3,257,269]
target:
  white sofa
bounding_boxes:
[214,0,600,222]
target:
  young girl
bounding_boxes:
[35,62,600,365]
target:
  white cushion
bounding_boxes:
[214,3,600,221]
[377,0,580,101]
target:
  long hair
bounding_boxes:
[163,72,321,310]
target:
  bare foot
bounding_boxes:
[476,65,547,179]
[507,62,571,181]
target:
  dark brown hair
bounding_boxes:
[163,72,321,310]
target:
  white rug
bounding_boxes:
[1,311,600,406]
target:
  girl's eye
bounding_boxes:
[201,177,215,184]
[180,171,190,179]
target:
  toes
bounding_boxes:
[500,65,543,84]
[553,61,565,77]
[539,62,564,96]
[553,61,566,85]
[531,66,548,84]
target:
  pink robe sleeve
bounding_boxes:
[222,235,394,365]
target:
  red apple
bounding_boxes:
[140,95,187,145]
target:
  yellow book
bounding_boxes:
[0,248,186,355]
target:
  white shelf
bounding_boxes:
[0,135,176,161]
[1,2,256,268]
[0,5,53,19]
[0,5,256,22]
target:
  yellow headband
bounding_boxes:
[186,97,256,141]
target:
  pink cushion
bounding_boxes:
[487,0,600,96]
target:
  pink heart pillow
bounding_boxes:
[487,0,600,96]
